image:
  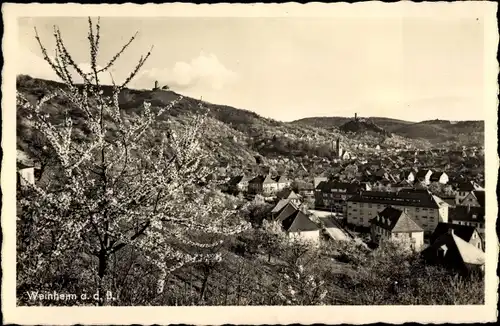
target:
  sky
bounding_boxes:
[18,16,486,122]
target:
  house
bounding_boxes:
[274,201,301,222]
[430,223,483,251]
[274,175,291,191]
[415,169,433,185]
[227,175,252,193]
[374,168,389,181]
[248,175,265,194]
[459,190,485,208]
[346,189,449,233]
[271,197,301,218]
[392,180,414,191]
[17,150,36,187]
[248,174,284,195]
[421,230,485,276]
[449,205,485,234]
[296,182,315,197]
[370,206,424,251]
[280,209,321,245]
[277,189,301,201]
[440,196,457,208]
[430,172,449,184]
[314,181,361,214]
[455,181,484,204]
[262,175,279,195]
[313,177,328,188]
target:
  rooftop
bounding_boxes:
[370,206,423,233]
[430,222,479,244]
[348,190,447,209]
[282,210,320,233]
[449,205,485,223]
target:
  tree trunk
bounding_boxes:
[97,250,108,306]
[199,266,211,304]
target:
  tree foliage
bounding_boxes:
[17,17,249,305]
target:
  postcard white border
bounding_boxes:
[2,2,498,325]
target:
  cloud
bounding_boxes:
[135,52,237,91]
[20,47,115,85]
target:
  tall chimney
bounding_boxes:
[355,112,358,121]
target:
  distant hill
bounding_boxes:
[338,118,392,137]
[16,75,435,178]
[293,116,484,146]
[293,116,413,131]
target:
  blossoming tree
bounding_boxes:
[16,17,249,305]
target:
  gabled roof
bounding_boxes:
[453,234,485,264]
[271,199,292,214]
[416,169,432,179]
[456,181,483,192]
[274,175,290,183]
[430,222,478,244]
[282,210,320,232]
[423,232,485,266]
[240,175,253,183]
[227,175,244,186]
[430,171,447,181]
[471,190,485,207]
[277,189,301,200]
[263,175,276,184]
[449,205,485,223]
[370,206,423,233]
[249,175,265,184]
[275,202,300,222]
[395,180,413,187]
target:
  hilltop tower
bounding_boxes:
[355,112,358,121]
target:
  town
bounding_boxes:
[216,132,486,274]
[17,127,486,276]
[14,14,488,309]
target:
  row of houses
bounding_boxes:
[226,174,292,195]
[315,176,485,220]
[270,192,485,276]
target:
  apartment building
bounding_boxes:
[346,189,449,233]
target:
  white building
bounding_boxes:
[370,206,424,251]
[281,209,321,246]
[455,181,484,205]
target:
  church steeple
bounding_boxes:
[336,137,343,159]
